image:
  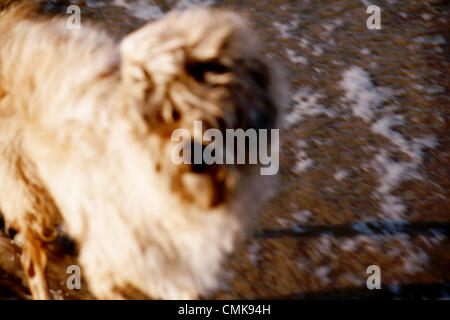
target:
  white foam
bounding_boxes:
[342,273,363,285]
[379,194,406,220]
[334,169,348,181]
[356,235,434,275]
[285,49,308,65]
[299,38,309,49]
[421,13,432,21]
[372,116,436,165]
[307,234,439,281]
[112,0,215,20]
[413,83,444,94]
[175,0,215,9]
[360,48,371,55]
[323,23,335,33]
[322,18,342,35]
[297,140,308,149]
[339,66,384,122]
[287,88,334,125]
[291,209,312,223]
[401,246,429,274]
[312,45,324,56]
[85,0,107,8]
[275,217,292,227]
[295,151,313,173]
[273,21,292,39]
[113,0,164,20]
[339,66,438,219]
[373,151,408,194]
[247,241,260,266]
[415,35,446,45]
[371,150,411,219]
[317,235,333,255]
[341,239,357,251]
[370,115,436,219]
[314,265,332,284]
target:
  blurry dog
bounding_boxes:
[0,2,286,299]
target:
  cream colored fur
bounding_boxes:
[0,4,286,299]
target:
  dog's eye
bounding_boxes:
[185,60,228,82]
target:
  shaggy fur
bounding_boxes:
[0,2,286,299]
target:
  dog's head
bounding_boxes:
[120,8,285,211]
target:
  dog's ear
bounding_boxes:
[119,8,281,130]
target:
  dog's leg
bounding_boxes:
[0,149,61,299]
[20,227,50,300]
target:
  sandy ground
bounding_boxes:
[0,0,449,299]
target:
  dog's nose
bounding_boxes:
[184,140,218,174]
[176,140,227,209]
